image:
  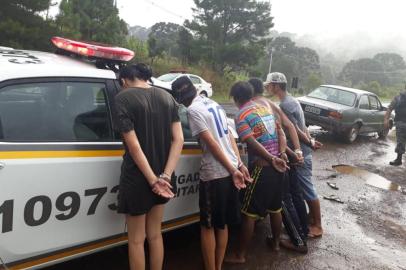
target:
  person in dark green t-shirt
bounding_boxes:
[114,64,184,270]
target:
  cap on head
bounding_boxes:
[264,72,287,86]
[171,76,197,104]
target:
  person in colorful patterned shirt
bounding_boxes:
[226,81,288,264]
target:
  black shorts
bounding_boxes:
[241,165,283,219]
[199,176,241,229]
[117,170,176,216]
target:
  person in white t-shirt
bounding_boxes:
[172,76,252,270]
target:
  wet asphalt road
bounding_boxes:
[45,103,406,270]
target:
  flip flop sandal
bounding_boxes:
[323,194,344,204]
[307,232,323,239]
[327,181,339,190]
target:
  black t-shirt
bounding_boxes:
[114,86,180,180]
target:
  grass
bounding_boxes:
[212,92,232,103]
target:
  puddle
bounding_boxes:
[333,164,404,193]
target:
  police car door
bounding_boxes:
[0,78,125,267]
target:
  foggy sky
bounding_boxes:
[50,0,406,60]
[118,0,406,36]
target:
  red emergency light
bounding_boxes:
[51,36,134,62]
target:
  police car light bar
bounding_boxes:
[51,37,134,62]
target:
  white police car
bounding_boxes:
[152,72,213,97]
[0,37,224,269]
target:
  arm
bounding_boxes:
[305,126,311,138]
[123,131,157,186]
[122,131,174,198]
[199,130,246,189]
[228,132,242,163]
[228,132,252,182]
[384,108,393,129]
[384,100,395,129]
[200,130,237,174]
[276,120,287,154]
[275,102,317,151]
[115,97,173,198]
[123,128,177,198]
[297,125,322,150]
[245,136,288,172]
[163,121,184,177]
[270,102,301,151]
[286,146,304,164]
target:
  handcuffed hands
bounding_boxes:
[151,177,174,199]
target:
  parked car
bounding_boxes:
[152,72,213,97]
[0,37,243,269]
[297,85,394,143]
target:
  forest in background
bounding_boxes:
[1,0,405,101]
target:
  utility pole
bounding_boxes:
[268,47,273,73]
[268,0,273,74]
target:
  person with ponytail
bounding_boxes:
[114,63,184,270]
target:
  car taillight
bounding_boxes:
[329,111,342,120]
[51,37,134,62]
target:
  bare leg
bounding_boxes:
[146,205,165,270]
[214,226,228,270]
[269,212,282,250]
[201,226,216,270]
[225,215,255,263]
[127,214,146,270]
[307,199,323,237]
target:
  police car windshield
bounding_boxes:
[308,86,356,107]
[158,73,180,82]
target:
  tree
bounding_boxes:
[126,37,149,63]
[305,73,323,93]
[265,36,321,89]
[177,27,203,64]
[0,0,57,50]
[147,37,164,65]
[373,53,406,85]
[373,53,406,72]
[339,58,388,87]
[367,81,382,95]
[185,0,273,71]
[148,22,182,58]
[56,0,128,45]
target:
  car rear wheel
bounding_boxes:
[378,129,389,139]
[344,124,360,143]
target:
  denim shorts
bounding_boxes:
[294,155,318,201]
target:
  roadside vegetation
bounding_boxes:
[1,0,405,102]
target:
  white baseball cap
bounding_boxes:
[264,72,287,85]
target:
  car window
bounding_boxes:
[307,86,356,106]
[0,81,112,142]
[368,96,380,110]
[359,95,370,110]
[189,76,202,84]
[178,104,194,141]
[157,73,180,82]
